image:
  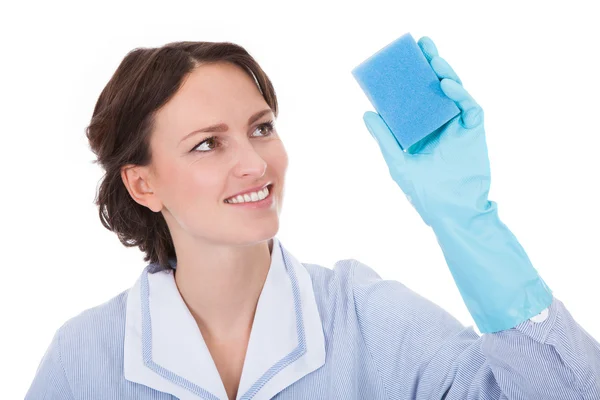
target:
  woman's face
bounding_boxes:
[143,62,288,247]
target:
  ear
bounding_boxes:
[120,164,162,212]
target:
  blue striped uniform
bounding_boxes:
[26,237,600,399]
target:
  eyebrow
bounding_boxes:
[179,108,274,144]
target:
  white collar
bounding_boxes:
[123,237,326,400]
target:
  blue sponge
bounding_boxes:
[352,33,460,152]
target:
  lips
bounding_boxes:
[225,182,272,201]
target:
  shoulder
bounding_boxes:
[302,256,403,299]
[301,257,361,299]
[60,288,129,342]
[302,257,373,285]
[55,288,130,371]
[304,257,465,331]
[26,289,131,398]
[301,257,401,317]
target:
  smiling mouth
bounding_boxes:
[224,184,274,204]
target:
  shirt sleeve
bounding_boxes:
[351,260,600,400]
[25,327,76,400]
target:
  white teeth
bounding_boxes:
[226,186,270,204]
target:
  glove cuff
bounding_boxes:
[430,202,553,333]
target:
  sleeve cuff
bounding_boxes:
[512,295,559,343]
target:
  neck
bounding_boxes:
[173,238,273,341]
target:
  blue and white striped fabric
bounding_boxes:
[26,237,600,399]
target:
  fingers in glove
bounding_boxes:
[417,36,438,62]
[418,37,464,86]
[440,79,483,128]
[363,111,407,162]
[430,56,462,85]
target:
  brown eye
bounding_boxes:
[251,121,275,137]
[192,136,218,152]
[191,121,275,153]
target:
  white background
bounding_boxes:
[2,0,599,397]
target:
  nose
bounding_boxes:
[232,139,267,178]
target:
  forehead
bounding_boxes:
[153,62,268,139]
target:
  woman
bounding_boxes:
[27,37,600,399]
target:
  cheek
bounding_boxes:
[185,166,224,203]
[267,141,289,177]
[161,160,223,208]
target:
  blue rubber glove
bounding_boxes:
[363,36,553,333]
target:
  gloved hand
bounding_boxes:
[363,36,553,333]
[363,36,489,227]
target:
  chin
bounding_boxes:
[247,219,279,243]
[224,218,279,246]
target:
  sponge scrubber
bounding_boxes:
[352,33,460,152]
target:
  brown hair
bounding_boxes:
[85,41,279,272]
